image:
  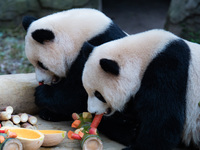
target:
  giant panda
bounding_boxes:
[82,29,200,150]
[22,8,127,121]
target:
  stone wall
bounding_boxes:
[165,0,200,42]
[0,0,101,28]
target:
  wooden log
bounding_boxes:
[10,115,20,125]
[18,113,28,123]
[0,133,22,150]
[21,123,35,129]
[1,121,14,127]
[0,112,11,121]
[0,106,13,114]
[0,73,39,114]
[28,115,37,125]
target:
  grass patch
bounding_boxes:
[0,27,34,75]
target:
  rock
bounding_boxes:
[0,0,101,28]
[0,73,39,114]
[40,0,73,10]
[165,0,200,40]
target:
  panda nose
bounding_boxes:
[51,75,61,85]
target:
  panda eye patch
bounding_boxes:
[94,91,106,103]
[38,61,48,70]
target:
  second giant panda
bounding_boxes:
[22,8,127,121]
[82,29,200,149]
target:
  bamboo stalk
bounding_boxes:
[21,122,35,129]
[18,113,28,122]
[10,115,21,124]
[0,106,13,114]
[27,115,37,125]
[1,121,14,127]
[0,112,11,121]
[0,136,22,150]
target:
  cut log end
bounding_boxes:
[3,106,13,114]
[18,113,28,122]
[0,112,11,121]
[82,137,103,150]
[28,116,37,125]
[11,115,20,124]
[1,138,23,150]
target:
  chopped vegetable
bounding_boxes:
[68,130,74,140]
[71,120,81,128]
[78,131,84,138]
[82,112,92,119]
[7,131,17,138]
[90,114,103,128]
[89,127,97,135]
[0,135,5,143]
[68,130,82,140]
[72,113,80,120]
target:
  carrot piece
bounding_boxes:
[7,131,17,138]
[78,131,84,138]
[90,114,103,128]
[0,135,5,143]
[71,120,81,128]
[67,130,82,140]
[68,130,74,140]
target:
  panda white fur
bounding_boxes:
[22,8,127,121]
[82,29,200,150]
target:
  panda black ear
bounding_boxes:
[22,16,37,31]
[100,58,120,75]
[31,29,55,44]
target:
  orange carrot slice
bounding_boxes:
[7,131,17,138]
[78,131,84,138]
[68,130,74,140]
[0,135,5,143]
[71,120,81,128]
[90,114,103,128]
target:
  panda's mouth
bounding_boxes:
[51,75,61,85]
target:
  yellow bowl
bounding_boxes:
[38,130,66,147]
[8,128,44,150]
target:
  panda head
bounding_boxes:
[82,39,143,116]
[22,8,112,84]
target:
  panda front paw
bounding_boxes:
[35,84,53,107]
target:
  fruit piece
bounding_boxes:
[72,113,80,120]
[38,130,66,147]
[82,112,92,119]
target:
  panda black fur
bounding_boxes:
[82,29,200,150]
[22,8,127,121]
